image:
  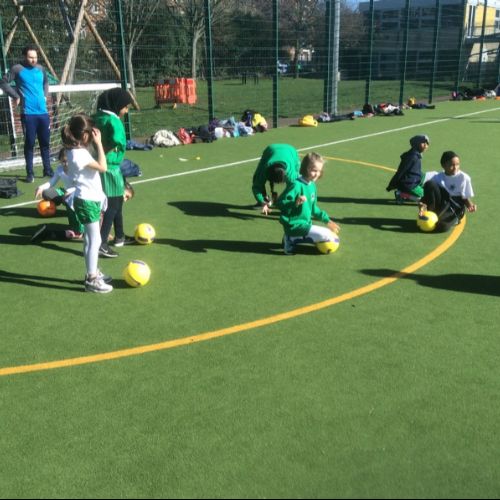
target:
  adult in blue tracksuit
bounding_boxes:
[0,45,53,183]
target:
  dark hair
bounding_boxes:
[61,113,95,148]
[57,148,67,162]
[440,150,459,168]
[267,164,286,184]
[300,152,324,178]
[22,45,38,56]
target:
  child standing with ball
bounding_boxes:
[418,150,477,231]
[61,113,112,293]
[278,152,340,255]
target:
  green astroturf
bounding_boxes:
[0,100,500,498]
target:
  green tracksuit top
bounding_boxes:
[252,144,300,204]
[92,110,126,197]
[278,177,331,237]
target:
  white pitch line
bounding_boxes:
[2,105,499,211]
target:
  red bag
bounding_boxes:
[176,128,192,145]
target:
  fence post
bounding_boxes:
[429,0,442,104]
[454,0,467,93]
[323,0,339,115]
[364,0,375,106]
[272,0,278,128]
[476,0,488,88]
[204,0,215,122]
[0,16,18,159]
[398,0,411,106]
[114,0,131,140]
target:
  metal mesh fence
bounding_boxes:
[1,0,500,165]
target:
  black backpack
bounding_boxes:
[0,178,21,199]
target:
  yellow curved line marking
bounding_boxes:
[0,156,457,376]
[0,220,465,377]
[323,155,397,172]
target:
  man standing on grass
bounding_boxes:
[0,45,54,183]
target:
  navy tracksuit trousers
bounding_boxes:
[21,113,51,176]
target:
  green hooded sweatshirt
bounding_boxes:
[278,177,331,237]
[252,144,300,204]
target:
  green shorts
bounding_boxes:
[73,198,102,225]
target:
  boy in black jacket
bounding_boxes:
[386,135,430,203]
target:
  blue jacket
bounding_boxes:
[0,63,48,115]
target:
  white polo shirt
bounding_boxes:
[66,147,105,202]
[425,171,474,199]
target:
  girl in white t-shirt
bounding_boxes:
[61,113,112,293]
[419,151,477,231]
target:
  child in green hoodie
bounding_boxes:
[278,152,340,255]
[252,143,300,215]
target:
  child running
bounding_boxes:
[92,88,135,258]
[278,152,340,255]
[61,113,112,293]
[31,148,84,242]
[419,150,477,231]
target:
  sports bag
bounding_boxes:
[0,178,21,199]
[176,127,192,145]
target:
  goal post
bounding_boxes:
[0,82,123,170]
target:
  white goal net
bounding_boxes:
[0,83,122,171]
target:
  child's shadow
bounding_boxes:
[319,196,396,206]
[3,226,83,257]
[335,216,416,232]
[362,268,500,297]
[1,206,65,218]
[168,201,276,221]
[158,237,282,255]
[0,269,82,292]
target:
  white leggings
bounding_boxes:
[289,225,335,244]
[83,221,102,277]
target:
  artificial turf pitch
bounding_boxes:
[0,100,499,498]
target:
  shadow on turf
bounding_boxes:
[0,269,82,291]
[318,196,397,206]
[334,216,416,232]
[0,206,64,218]
[2,225,83,256]
[168,201,278,220]
[362,269,500,297]
[158,238,285,254]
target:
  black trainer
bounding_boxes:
[113,235,136,247]
[99,244,119,258]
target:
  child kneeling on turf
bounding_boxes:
[386,134,430,203]
[278,152,340,255]
[418,150,477,231]
[32,148,84,242]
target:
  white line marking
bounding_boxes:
[2,105,498,210]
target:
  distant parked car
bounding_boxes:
[277,60,289,74]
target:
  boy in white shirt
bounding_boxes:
[419,151,477,231]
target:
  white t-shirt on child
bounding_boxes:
[424,171,474,199]
[66,147,105,202]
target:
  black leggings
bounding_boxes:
[422,181,465,232]
[101,196,124,243]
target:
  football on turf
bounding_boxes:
[417,211,438,232]
[134,223,156,245]
[123,260,151,287]
[37,200,56,217]
[316,236,340,254]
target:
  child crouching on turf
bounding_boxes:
[62,113,112,293]
[278,152,340,255]
[31,148,84,243]
[386,134,430,203]
[419,150,477,231]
